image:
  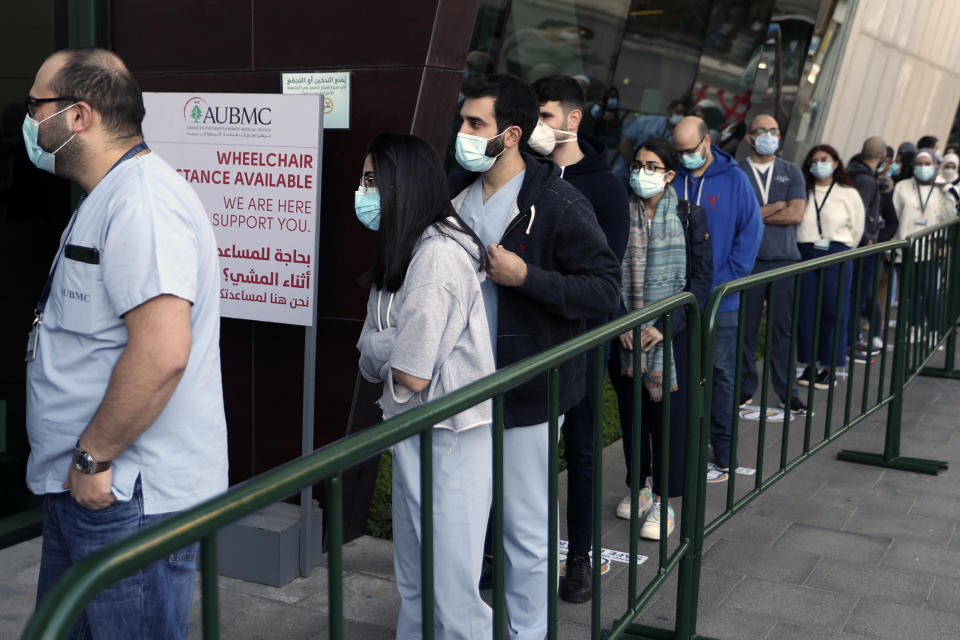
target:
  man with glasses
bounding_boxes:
[23,48,226,639]
[737,114,807,415]
[672,116,762,483]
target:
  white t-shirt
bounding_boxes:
[797,183,865,247]
[26,151,228,514]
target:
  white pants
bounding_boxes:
[392,425,493,640]
[502,418,562,640]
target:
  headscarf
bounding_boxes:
[939,152,959,184]
[620,184,687,400]
[914,149,937,184]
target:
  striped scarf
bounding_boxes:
[620,184,687,397]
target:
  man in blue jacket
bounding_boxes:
[673,116,762,482]
[532,74,629,603]
[450,73,621,639]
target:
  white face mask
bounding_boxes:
[528,119,578,156]
[941,167,958,182]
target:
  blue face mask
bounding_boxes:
[888,161,899,177]
[668,113,684,126]
[681,149,706,170]
[21,103,77,175]
[810,160,834,180]
[454,130,506,173]
[914,165,935,182]
[354,187,381,230]
[606,97,618,110]
[754,133,779,156]
[629,170,667,199]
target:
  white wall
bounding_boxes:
[819,0,960,160]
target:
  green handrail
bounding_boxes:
[22,293,701,640]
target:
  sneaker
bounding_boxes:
[559,553,592,603]
[616,486,653,520]
[739,392,752,408]
[813,368,836,390]
[870,336,884,353]
[797,365,814,387]
[779,396,807,415]
[640,502,675,540]
[706,462,728,483]
[853,344,874,364]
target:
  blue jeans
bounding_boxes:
[798,242,854,368]
[37,478,198,640]
[710,310,739,469]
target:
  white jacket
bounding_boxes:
[893,178,957,240]
[797,183,865,248]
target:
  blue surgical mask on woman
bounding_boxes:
[629,170,667,198]
[354,187,381,230]
[914,165,935,182]
[810,160,834,180]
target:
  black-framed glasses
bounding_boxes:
[676,134,705,156]
[629,161,667,175]
[359,172,377,190]
[25,96,79,118]
[750,127,780,136]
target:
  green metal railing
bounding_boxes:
[22,294,703,640]
[21,218,960,640]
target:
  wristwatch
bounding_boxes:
[73,442,112,474]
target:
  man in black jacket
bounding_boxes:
[451,74,621,638]
[531,74,629,604]
[847,136,886,359]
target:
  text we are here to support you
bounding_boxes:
[142,92,322,325]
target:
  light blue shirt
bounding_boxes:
[458,172,525,359]
[26,152,228,514]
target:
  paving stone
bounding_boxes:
[926,576,960,614]
[722,576,858,628]
[908,493,960,520]
[700,538,821,585]
[773,523,890,564]
[842,507,954,547]
[749,497,856,530]
[844,597,960,640]
[804,557,933,606]
[218,566,328,605]
[696,604,777,640]
[766,619,846,640]
[299,569,401,628]
[705,512,791,546]
[188,587,334,640]
[881,540,960,580]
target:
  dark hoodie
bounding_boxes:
[847,154,881,242]
[557,135,630,265]
[450,154,621,427]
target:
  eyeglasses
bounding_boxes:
[749,128,780,136]
[359,172,377,190]
[676,134,705,156]
[25,95,79,118]
[629,161,668,175]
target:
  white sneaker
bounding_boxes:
[616,486,653,520]
[706,462,728,483]
[871,336,884,352]
[640,502,675,540]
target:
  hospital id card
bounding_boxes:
[25,326,38,362]
[814,239,830,251]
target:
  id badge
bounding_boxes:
[914,219,927,226]
[25,326,38,362]
[814,239,830,251]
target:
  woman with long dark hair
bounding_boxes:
[796,144,864,390]
[355,133,494,639]
[610,136,712,539]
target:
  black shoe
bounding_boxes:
[559,553,592,603]
[797,365,814,387]
[478,553,493,591]
[813,368,836,390]
[739,392,752,408]
[780,396,807,415]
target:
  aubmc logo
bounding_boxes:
[182,96,272,125]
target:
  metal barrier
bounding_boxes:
[21,219,960,640]
[21,294,703,640]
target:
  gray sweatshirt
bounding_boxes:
[356,221,494,432]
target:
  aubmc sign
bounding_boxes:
[183,96,272,125]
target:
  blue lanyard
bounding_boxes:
[33,142,149,319]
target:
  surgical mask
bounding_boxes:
[942,168,958,182]
[668,113,684,126]
[810,161,834,180]
[354,187,381,230]
[21,103,77,175]
[606,97,618,109]
[914,165,935,182]
[754,133,779,156]
[629,170,667,198]
[455,130,507,173]
[888,162,899,177]
[528,120,557,155]
[681,148,706,170]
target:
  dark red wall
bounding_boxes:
[110,0,479,539]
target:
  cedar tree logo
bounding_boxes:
[184,96,207,123]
